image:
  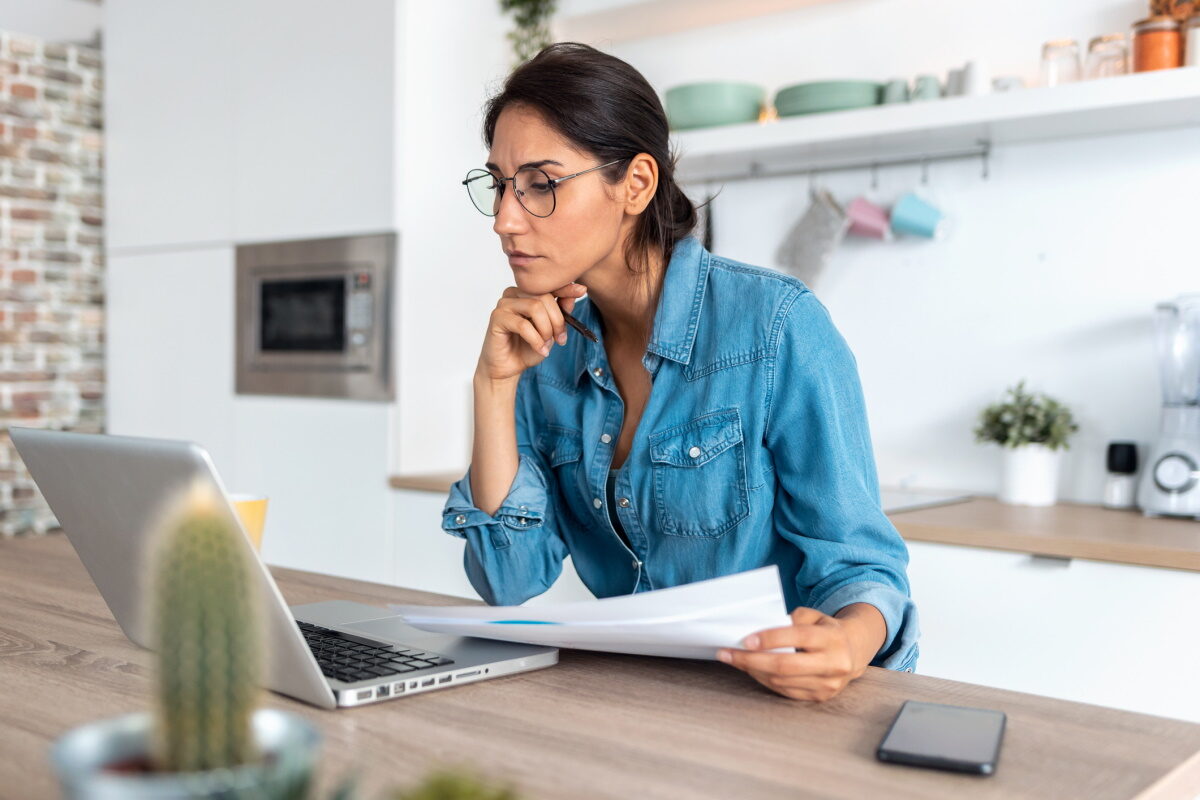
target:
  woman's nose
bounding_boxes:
[492,183,529,236]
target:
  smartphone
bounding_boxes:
[876,700,1006,775]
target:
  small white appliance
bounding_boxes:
[1137,293,1200,518]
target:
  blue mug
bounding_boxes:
[890,192,947,239]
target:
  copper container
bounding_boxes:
[1132,15,1182,71]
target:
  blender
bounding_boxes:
[1137,293,1200,518]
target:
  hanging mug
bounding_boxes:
[846,196,893,240]
[890,192,949,239]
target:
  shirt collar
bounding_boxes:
[571,236,710,383]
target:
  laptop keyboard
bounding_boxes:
[297,620,454,684]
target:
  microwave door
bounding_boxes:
[260,277,347,355]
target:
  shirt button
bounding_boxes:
[600,433,612,444]
[592,367,604,378]
[454,514,466,525]
[593,497,603,509]
[632,560,642,569]
[688,446,701,458]
[519,505,527,512]
[618,497,630,508]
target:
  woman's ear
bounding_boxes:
[622,153,659,215]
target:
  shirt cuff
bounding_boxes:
[442,453,550,539]
[814,580,921,672]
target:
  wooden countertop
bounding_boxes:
[390,473,1200,573]
[5,532,1200,799]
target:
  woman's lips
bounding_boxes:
[508,253,541,267]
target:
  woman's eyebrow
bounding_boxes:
[484,159,565,172]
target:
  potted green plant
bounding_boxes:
[974,379,1080,506]
[50,479,322,798]
[499,0,556,66]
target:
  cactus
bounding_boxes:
[147,478,264,773]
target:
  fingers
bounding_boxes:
[741,620,829,653]
[534,293,567,345]
[550,282,587,299]
[720,648,844,678]
[500,313,550,357]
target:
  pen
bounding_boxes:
[562,311,599,343]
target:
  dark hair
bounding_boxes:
[482,42,697,276]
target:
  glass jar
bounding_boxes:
[1040,39,1082,86]
[1085,33,1130,78]
[1185,14,1200,66]
[1132,16,1182,71]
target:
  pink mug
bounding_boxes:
[846,196,892,240]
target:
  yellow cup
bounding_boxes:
[228,493,269,552]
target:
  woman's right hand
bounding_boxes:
[476,283,588,384]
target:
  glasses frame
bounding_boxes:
[462,158,626,218]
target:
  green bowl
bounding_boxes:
[774,80,882,117]
[665,82,766,131]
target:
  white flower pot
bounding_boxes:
[998,443,1061,506]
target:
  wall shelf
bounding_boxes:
[554,0,849,45]
[672,67,1200,185]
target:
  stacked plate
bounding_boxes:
[773,81,882,117]
[665,81,766,131]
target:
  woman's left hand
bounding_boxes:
[717,605,884,701]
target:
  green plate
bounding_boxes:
[774,81,881,117]
[665,82,765,131]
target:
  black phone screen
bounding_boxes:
[877,700,1006,774]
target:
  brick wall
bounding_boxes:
[0,31,104,536]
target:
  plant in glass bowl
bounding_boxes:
[50,479,321,799]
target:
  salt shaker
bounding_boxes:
[1103,441,1139,509]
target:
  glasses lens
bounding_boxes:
[465,169,499,216]
[514,167,555,218]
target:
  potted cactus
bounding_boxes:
[974,379,1079,506]
[50,478,322,798]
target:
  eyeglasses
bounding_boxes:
[462,158,625,218]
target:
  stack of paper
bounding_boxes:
[388,566,793,660]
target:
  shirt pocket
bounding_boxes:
[537,424,584,496]
[648,408,749,538]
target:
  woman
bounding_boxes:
[443,43,919,701]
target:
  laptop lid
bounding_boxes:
[9,427,337,709]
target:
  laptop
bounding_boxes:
[9,427,558,709]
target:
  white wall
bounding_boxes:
[581,0,1200,504]
[0,0,101,44]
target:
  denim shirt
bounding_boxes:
[442,236,920,672]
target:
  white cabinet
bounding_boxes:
[392,488,595,604]
[105,246,237,478]
[104,0,237,250]
[104,0,396,251]
[230,0,396,243]
[233,398,395,586]
[906,539,1200,723]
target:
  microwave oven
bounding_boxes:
[235,232,395,401]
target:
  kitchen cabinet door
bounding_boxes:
[906,539,1200,722]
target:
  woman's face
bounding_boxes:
[485,104,643,295]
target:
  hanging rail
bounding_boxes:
[678,139,992,185]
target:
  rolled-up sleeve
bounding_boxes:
[764,290,920,671]
[441,372,570,606]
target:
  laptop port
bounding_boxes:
[356,690,373,701]
[376,684,390,698]
[458,670,481,678]
[421,678,435,687]
[393,682,406,694]
[438,675,452,684]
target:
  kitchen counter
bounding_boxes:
[6,532,1200,799]
[390,473,1200,573]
